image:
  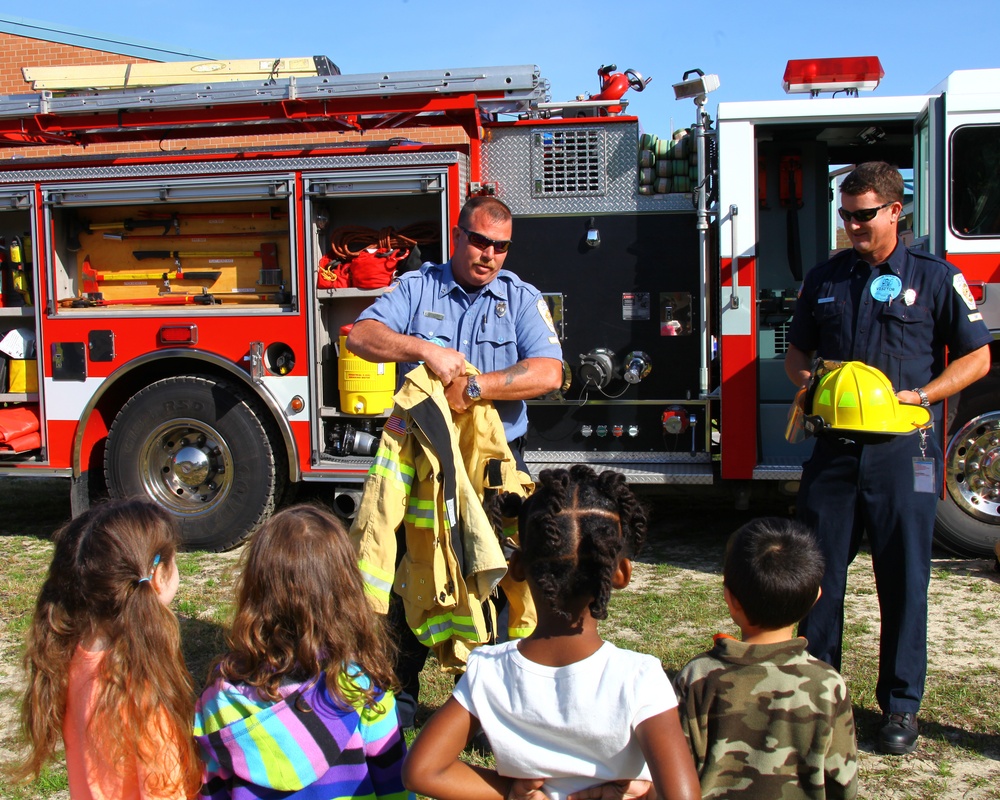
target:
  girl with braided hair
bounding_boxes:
[16,499,202,799]
[403,465,699,800]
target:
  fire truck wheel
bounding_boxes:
[935,396,1000,557]
[104,376,280,551]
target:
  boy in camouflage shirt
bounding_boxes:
[674,518,858,799]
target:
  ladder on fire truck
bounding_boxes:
[0,63,550,147]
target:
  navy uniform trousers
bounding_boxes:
[796,427,941,715]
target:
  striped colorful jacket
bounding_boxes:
[193,667,412,800]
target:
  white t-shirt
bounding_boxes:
[452,639,677,800]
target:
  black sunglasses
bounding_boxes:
[837,201,893,223]
[460,225,512,254]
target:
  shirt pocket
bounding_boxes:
[409,311,457,347]
[474,314,518,373]
[813,299,849,357]
[879,303,932,359]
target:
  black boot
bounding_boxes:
[877,712,919,755]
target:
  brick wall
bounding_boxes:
[0,32,156,95]
[0,32,469,162]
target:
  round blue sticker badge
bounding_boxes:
[870,274,902,303]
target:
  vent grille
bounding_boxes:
[530,128,606,198]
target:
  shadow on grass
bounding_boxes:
[179,615,229,689]
[0,477,72,541]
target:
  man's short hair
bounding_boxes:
[723,517,825,630]
[840,161,904,204]
[458,196,512,229]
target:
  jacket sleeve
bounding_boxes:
[350,411,414,614]
[672,661,709,773]
[824,678,859,800]
[360,690,414,800]
[191,692,231,800]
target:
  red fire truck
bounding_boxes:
[0,57,995,555]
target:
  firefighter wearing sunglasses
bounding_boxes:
[784,161,991,755]
[346,196,563,731]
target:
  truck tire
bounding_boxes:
[105,376,280,551]
[935,396,1000,557]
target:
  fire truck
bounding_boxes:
[0,56,996,555]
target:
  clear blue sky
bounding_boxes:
[12,1,1000,137]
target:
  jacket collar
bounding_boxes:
[438,260,509,301]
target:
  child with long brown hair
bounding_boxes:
[17,498,202,799]
[193,504,411,800]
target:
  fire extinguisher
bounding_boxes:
[7,235,30,306]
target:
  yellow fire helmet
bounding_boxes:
[805,361,932,436]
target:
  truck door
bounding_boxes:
[0,186,42,466]
[924,91,1000,557]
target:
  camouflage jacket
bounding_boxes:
[673,635,858,800]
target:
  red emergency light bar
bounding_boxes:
[783,56,884,96]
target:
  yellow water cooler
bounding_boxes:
[338,324,395,414]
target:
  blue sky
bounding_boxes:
[10,1,1000,138]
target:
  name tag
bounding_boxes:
[422,310,445,320]
[817,297,835,304]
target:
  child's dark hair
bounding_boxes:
[213,503,397,707]
[723,517,824,630]
[501,465,647,620]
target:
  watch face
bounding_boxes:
[466,377,481,399]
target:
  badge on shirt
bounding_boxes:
[870,274,902,303]
[495,301,507,318]
[953,273,977,310]
[903,288,917,306]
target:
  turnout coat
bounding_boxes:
[350,364,536,672]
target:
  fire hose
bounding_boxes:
[327,221,439,261]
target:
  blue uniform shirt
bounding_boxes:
[788,241,991,422]
[355,260,563,440]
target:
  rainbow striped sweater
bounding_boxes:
[193,667,412,800]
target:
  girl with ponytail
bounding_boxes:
[17,499,201,799]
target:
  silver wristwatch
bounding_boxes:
[465,375,482,400]
[912,387,931,408]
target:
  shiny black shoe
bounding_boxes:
[878,712,919,755]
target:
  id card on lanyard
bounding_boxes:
[913,428,935,493]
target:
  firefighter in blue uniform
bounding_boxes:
[346,196,563,731]
[785,162,991,755]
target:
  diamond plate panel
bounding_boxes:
[524,453,713,485]
[524,450,710,464]
[0,151,463,185]
[752,466,803,481]
[483,121,694,215]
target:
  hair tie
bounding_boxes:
[137,553,161,585]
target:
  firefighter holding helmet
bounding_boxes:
[784,161,991,755]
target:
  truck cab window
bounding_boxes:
[951,124,1000,237]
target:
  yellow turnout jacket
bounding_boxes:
[350,364,536,672]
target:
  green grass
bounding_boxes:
[2,480,1000,799]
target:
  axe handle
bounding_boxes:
[133,250,257,260]
[87,219,176,233]
[105,230,288,241]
